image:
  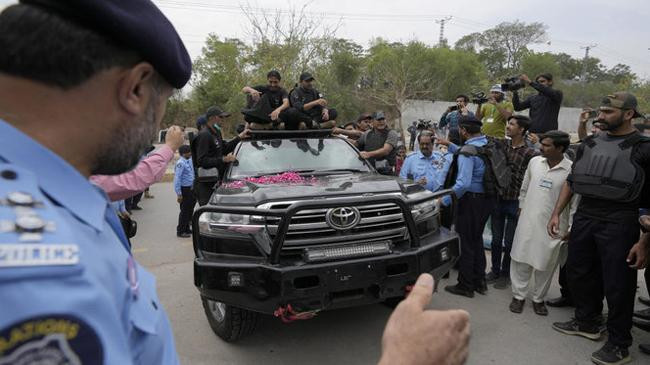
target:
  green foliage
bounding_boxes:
[456,20,547,79]
[520,52,561,81]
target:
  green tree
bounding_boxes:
[520,52,561,80]
[456,21,547,79]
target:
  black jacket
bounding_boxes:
[513,82,563,133]
[190,127,240,180]
[290,86,323,118]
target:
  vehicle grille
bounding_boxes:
[264,202,407,250]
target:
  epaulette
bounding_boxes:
[0,163,80,274]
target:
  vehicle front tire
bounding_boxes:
[201,296,259,342]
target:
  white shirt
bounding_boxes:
[511,155,579,271]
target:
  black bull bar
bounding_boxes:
[191,189,459,314]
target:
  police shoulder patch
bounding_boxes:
[0,314,103,365]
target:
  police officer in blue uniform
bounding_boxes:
[0,1,191,363]
[399,132,452,192]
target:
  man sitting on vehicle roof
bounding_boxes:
[241,70,310,130]
[289,72,338,129]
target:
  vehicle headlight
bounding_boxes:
[410,198,440,222]
[198,212,265,235]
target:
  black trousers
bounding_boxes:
[177,186,196,234]
[244,107,311,130]
[567,214,639,348]
[294,108,338,128]
[646,266,650,296]
[455,194,495,291]
[558,264,572,300]
[194,180,216,206]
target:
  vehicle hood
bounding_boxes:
[211,173,425,205]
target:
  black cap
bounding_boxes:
[206,106,231,119]
[459,115,483,127]
[357,112,372,122]
[600,92,643,118]
[21,0,192,89]
[196,115,207,128]
[300,72,315,81]
[373,111,386,120]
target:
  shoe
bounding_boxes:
[144,192,154,199]
[533,302,549,316]
[633,317,650,332]
[640,343,650,355]
[494,276,510,290]
[552,319,602,340]
[474,279,488,295]
[131,205,143,211]
[444,284,474,298]
[546,296,574,308]
[634,308,650,321]
[485,271,499,284]
[176,232,191,238]
[591,342,631,365]
[509,298,524,313]
[640,296,650,307]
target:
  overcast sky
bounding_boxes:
[2,0,649,79]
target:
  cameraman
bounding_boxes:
[441,94,475,145]
[476,85,513,138]
[512,73,563,133]
[440,94,475,131]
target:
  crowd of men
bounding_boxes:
[178,68,650,364]
[395,76,650,364]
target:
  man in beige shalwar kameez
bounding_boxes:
[509,131,578,315]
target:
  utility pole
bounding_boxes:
[435,16,452,47]
[579,44,597,82]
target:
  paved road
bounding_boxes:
[131,182,650,365]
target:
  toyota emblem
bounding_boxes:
[326,207,361,230]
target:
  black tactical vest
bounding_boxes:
[569,133,647,202]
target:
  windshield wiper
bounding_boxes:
[308,168,366,175]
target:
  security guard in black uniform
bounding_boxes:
[191,106,250,206]
[547,92,650,365]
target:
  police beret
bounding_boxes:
[21,0,192,89]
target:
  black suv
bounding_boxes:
[192,130,459,341]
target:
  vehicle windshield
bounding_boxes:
[229,138,370,179]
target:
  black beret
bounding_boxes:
[21,0,192,89]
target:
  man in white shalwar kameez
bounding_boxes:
[509,131,578,315]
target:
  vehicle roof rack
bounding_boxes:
[248,129,334,140]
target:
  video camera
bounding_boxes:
[470,91,489,105]
[501,76,526,92]
[416,119,432,130]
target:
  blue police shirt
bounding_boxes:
[442,135,488,206]
[173,156,194,196]
[442,110,476,130]
[400,151,452,192]
[0,120,179,364]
